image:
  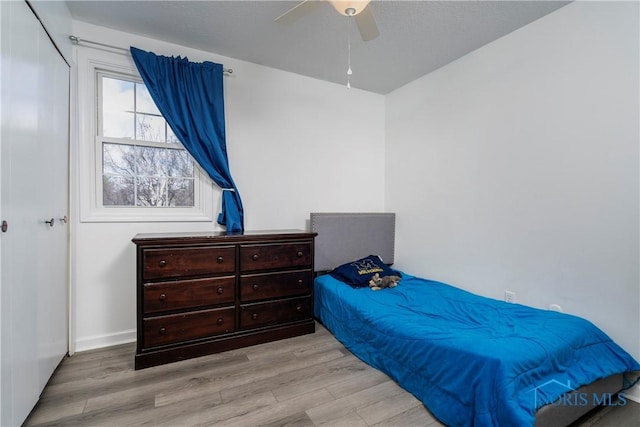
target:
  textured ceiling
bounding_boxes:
[66,0,570,94]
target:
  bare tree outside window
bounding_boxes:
[100,75,195,207]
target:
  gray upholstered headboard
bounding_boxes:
[310,212,396,272]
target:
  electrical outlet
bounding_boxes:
[504,290,516,303]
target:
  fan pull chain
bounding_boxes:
[346,9,354,89]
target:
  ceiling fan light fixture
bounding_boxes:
[329,0,371,16]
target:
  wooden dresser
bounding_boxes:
[132,230,317,369]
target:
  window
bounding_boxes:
[99,73,195,207]
[77,48,215,222]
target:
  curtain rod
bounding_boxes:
[69,35,234,75]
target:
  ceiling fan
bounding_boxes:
[275,0,380,41]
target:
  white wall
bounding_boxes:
[71,22,386,351]
[386,1,639,359]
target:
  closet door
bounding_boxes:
[36,14,70,390]
[0,1,69,425]
[1,2,42,424]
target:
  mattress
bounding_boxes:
[314,272,640,426]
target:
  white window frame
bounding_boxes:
[77,47,217,222]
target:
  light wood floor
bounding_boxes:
[25,323,640,426]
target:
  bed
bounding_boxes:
[310,212,640,427]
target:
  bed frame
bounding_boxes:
[310,212,625,427]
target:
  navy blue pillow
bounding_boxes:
[329,255,400,287]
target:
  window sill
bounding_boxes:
[80,208,215,223]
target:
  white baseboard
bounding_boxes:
[74,329,136,353]
[621,382,640,404]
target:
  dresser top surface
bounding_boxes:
[132,229,317,246]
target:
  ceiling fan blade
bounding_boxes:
[354,4,379,41]
[275,1,323,24]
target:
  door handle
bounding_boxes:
[44,218,55,227]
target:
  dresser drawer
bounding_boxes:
[240,297,311,330]
[239,243,312,272]
[143,246,235,280]
[143,307,236,348]
[143,276,235,314]
[240,270,312,302]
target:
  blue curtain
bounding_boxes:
[130,47,244,232]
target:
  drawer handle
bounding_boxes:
[159,327,167,335]
[252,284,259,291]
[158,260,167,267]
[216,318,224,326]
[297,251,304,258]
[298,279,304,286]
[217,287,224,295]
[159,293,167,301]
[252,254,259,261]
[217,256,224,263]
[251,313,258,320]
[296,305,303,312]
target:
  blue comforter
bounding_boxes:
[314,273,640,426]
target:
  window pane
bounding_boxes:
[167,178,194,207]
[99,74,196,209]
[167,149,194,177]
[136,113,167,142]
[135,82,161,115]
[137,177,167,206]
[167,124,180,144]
[103,143,135,176]
[103,175,135,206]
[136,146,167,177]
[102,77,134,138]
